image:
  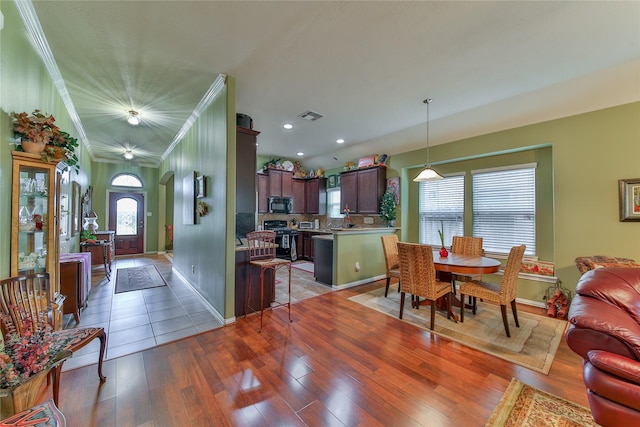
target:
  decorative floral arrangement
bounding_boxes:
[10,110,60,145]
[45,131,80,172]
[0,319,71,388]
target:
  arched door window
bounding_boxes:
[111,173,143,188]
[116,198,138,235]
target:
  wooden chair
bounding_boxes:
[397,242,452,330]
[459,245,526,337]
[245,231,292,332]
[380,234,401,297]
[451,236,483,297]
[0,273,107,406]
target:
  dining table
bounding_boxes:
[431,250,502,322]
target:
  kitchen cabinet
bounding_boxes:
[236,126,259,213]
[11,151,65,329]
[301,231,320,261]
[339,166,386,214]
[257,173,268,213]
[267,169,293,198]
[292,179,306,214]
[305,177,327,214]
[313,235,333,286]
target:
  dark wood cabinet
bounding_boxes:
[301,231,319,261]
[305,177,327,214]
[257,173,269,213]
[267,169,293,198]
[236,126,259,213]
[340,167,386,214]
[292,179,306,214]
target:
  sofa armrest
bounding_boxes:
[589,350,640,385]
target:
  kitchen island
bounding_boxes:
[313,227,399,289]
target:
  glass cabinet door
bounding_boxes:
[16,166,50,274]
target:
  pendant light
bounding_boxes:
[413,98,443,181]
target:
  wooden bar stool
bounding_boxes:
[245,231,292,332]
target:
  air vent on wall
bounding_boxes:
[298,110,325,121]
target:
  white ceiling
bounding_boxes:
[27,1,640,170]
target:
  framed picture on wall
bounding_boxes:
[387,177,400,204]
[619,178,640,222]
[183,171,196,225]
[196,175,206,198]
[72,182,82,236]
[328,175,336,188]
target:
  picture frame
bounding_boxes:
[387,177,400,204]
[328,175,336,188]
[183,171,196,225]
[619,178,640,222]
[72,181,82,236]
[196,175,206,198]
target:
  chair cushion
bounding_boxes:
[459,280,501,303]
[55,327,105,351]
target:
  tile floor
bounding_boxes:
[61,253,223,372]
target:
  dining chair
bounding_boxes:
[0,273,107,406]
[459,244,526,337]
[397,242,452,330]
[245,230,292,332]
[380,234,401,297]
[451,236,484,298]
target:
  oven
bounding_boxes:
[262,220,298,261]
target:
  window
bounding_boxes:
[327,189,344,219]
[111,173,143,188]
[419,174,464,247]
[115,197,138,235]
[472,164,536,255]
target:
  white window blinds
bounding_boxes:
[472,164,536,255]
[419,175,464,247]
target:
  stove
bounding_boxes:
[263,220,298,261]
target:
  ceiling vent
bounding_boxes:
[298,110,324,121]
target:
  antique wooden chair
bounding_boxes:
[397,242,452,330]
[0,273,107,405]
[245,231,292,332]
[380,234,401,297]
[459,245,526,337]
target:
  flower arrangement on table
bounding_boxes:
[0,319,71,389]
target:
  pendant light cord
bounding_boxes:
[424,98,432,165]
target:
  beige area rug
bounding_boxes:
[115,265,168,293]
[292,261,314,274]
[349,286,567,374]
[486,378,597,426]
[275,264,333,303]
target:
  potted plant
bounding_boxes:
[379,190,397,226]
[80,229,97,243]
[10,110,60,154]
[44,131,80,172]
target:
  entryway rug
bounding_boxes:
[349,286,567,374]
[115,265,168,294]
[292,262,314,274]
[486,378,597,426]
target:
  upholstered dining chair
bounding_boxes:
[397,242,452,330]
[0,273,107,406]
[245,230,292,332]
[380,234,401,297]
[459,244,526,337]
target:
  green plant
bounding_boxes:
[379,190,397,223]
[44,131,80,172]
[80,230,96,241]
[438,220,445,247]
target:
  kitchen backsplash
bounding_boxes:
[257,213,390,229]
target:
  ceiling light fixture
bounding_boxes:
[123,149,134,160]
[283,123,293,130]
[413,98,443,182]
[127,110,140,126]
[336,139,344,144]
[297,152,304,156]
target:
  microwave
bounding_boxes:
[299,221,313,229]
[268,197,293,214]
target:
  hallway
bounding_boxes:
[62,254,224,372]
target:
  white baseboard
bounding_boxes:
[171,267,226,325]
[333,274,387,290]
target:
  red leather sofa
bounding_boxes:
[566,267,640,426]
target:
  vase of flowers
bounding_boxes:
[0,326,71,418]
[438,220,448,257]
[10,110,60,154]
[379,190,397,226]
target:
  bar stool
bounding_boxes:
[245,231,292,332]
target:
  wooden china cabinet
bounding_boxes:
[10,151,66,329]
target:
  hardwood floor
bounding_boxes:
[45,278,587,426]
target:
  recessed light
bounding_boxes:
[297,152,304,156]
[336,139,344,144]
[283,123,293,130]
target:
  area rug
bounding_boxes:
[115,265,168,293]
[292,262,314,274]
[486,378,597,426]
[349,286,566,374]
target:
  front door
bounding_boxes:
[109,192,144,255]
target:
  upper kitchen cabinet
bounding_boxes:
[11,151,66,329]
[340,166,386,214]
[305,177,326,215]
[236,126,259,213]
[268,169,293,198]
[292,179,306,214]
